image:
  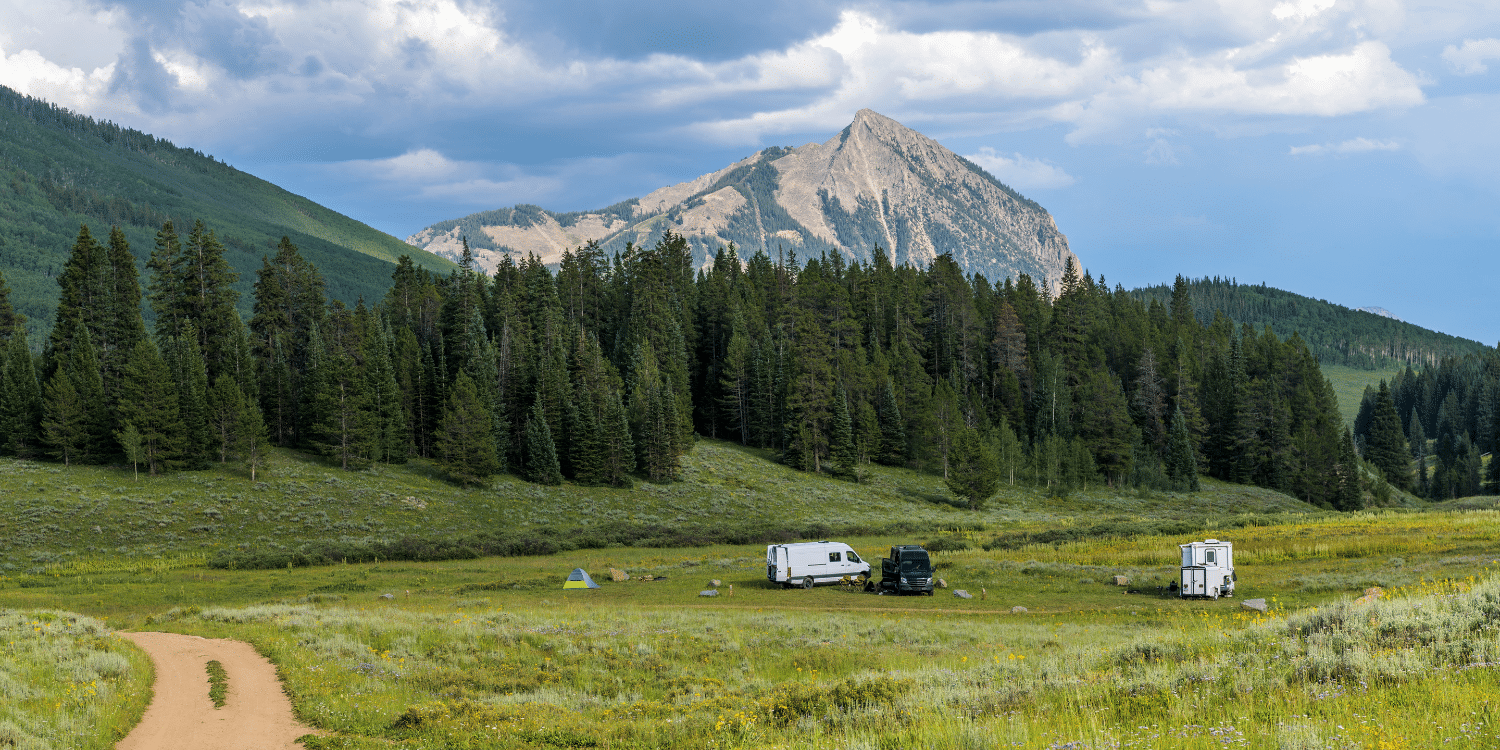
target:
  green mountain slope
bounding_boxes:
[1130,277,1488,370]
[0,85,454,338]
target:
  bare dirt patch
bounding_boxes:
[117,632,321,750]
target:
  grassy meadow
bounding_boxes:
[2,439,1499,748]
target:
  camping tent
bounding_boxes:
[563,568,600,589]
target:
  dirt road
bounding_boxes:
[116,632,322,750]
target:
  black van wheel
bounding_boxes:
[802,577,814,589]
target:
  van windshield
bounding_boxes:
[900,557,930,573]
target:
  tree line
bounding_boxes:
[1,222,1371,509]
[1354,353,1500,500]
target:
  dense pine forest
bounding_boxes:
[5,220,1468,511]
[1353,352,1500,500]
[1130,277,1488,370]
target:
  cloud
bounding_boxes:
[965,147,1075,189]
[1289,137,1401,155]
[1443,38,1500,76]
[0,41,116,112]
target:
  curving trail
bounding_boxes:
[116,632,322,750]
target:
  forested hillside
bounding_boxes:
[0,85,453,340]
[1,226,1377,512]
[1130,277,1487,370]
[1353,352,1500,499]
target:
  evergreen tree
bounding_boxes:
[102,226,146,400]
[42,364,88,466]
[601,387,635,487]
[49,225,110,367]
[945,425,998,509]
[524,397,563,485]
[1165,406,1200,491]
[166,325,212,470]
[208,375,246,463]
[875,379,906,466]
[3,329,44,457]
[1365,381,1410,490]
[995,419,1025,487]
[829,384,857,480]
[117,339,183,475]
[436,371,500,487]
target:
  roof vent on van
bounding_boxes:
[1204,539,1219,544]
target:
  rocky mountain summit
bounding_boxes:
[408,109,1078,288]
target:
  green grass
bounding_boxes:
[0,439,1319,575]
[5,438,1500,747]
[0,610,153,750]
[1320,363,1408,427]
[207,659,227,708]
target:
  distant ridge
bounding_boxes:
[1131,278,1486,369]
[0,85,454,337]
[408,109,1078,289]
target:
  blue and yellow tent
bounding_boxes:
[563,568,600,589]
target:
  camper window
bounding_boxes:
[829,552,842,562]
[1206,549,1216,564]
[846,551,861,563]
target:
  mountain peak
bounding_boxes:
[408,114,1079,291]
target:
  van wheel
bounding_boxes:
[802,577,814,589]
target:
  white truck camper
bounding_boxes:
[766,541,872,589]
[1179,539,1235,599]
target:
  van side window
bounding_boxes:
[829,552,841,562]
[846,551,860,563]
[1206,549,1216,564]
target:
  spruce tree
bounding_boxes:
[1165,406,1200,491]
[436,371,499,486]
[945,425,998,509]
[208,375,245,463]
[117,339,183,475]
[41,365,88,466]
[829,384,857,480]
[49,225,110,366]
[3,329,44,457]
[103,226,146,400]
[1365,381,1410,490]
[875,379,905,465]
[524,397,563,485]
[166,325,212,470]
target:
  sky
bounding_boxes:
[1,0,1498,346]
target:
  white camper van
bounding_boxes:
[1179,539,1235,599]
[766,541,871,589]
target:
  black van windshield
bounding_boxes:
[900,558,929,573]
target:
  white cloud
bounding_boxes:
[1443,38,1500,76]
[1271,0,1338,22]
[1289,137,1401,155]
[0,42,116,114]
[1144,138,1180,164]
[965,148,1076,189]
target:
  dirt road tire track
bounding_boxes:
[116,632,323,750]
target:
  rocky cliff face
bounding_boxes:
[408,109,1078,288]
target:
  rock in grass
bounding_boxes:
[698,590,720,597]
[379,593,395,600]
[953,590,972,599]
[1241,598,1268,612]
[610,568,629,582]
[1114,575,1129,586]
[938,578,948,588]
[1011,606,1028,614]
[709,579,721,587]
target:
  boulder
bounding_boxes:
[1114,575,1129,586]
[698,590,720,597]
[953,590,972,599]
[1241,598,1268,613]
[938,578,948,588]
[1010,606,1028,614]
[379,593,395,601]
[709,579,721,587]
[609,568,629,582]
